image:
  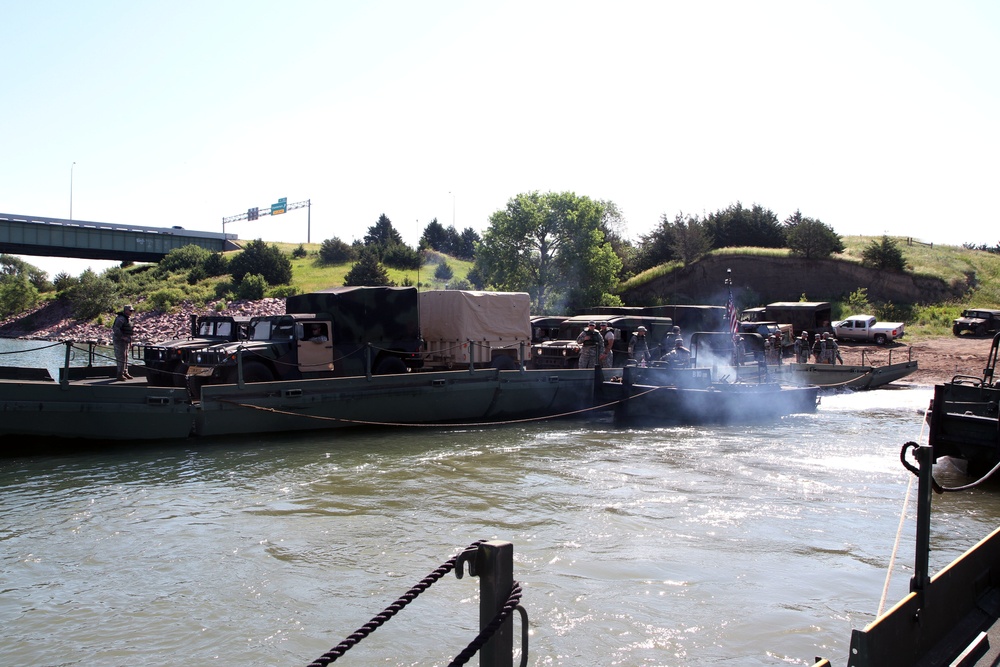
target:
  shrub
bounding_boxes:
[319,237,355,264]
[203,252,229,277]
[214,280,236,300]
[237,273,268,300]
[160,244,211,272]
[434,261,454,280]
[187,266,206,285]
[292,244,307,259]
[268,285,298,298]
[0,275,39,317]
[229,239,292,285]
[149,288,185,312]
[383,243,422,270]
[66,269,118,320]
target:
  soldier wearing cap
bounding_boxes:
[576,321,605,369]
[628,325,651,366]
[665,337,691,368]
[794,331,810,364]
[112,304,135,381]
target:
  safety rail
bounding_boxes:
[307,540,527,667]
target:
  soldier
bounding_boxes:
[821,332,836,364]
[112,304,135,381]
[794,331,810,364]
[828,333,844,364]
[812,333,826,364]
[576,321,604,369]
[732,334,746,366]
[599,322,615,368]
[628,325,652,366]
[660,325,681,358]
[665,338,691,368]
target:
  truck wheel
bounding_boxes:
[171,362,189,388]
[490,356,518,371]
[374,357,407,375]
[874,334,887,345]
[976,324,988,336]
[240,361,275,383]
[953,325,962,336]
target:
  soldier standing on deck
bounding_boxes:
[599,322,615,368]
[576,321,604,369]
[628,325,652,366]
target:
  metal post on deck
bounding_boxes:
[60,341,72,388]
[910,443,934,596]
[478,540,514,667]
[236,347,245,388]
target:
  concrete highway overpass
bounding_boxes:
[0,213,240,263]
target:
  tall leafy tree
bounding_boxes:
[634,214,678,273]
[784,210,845,259]
[456,227,480,261]
[473,191,621,313]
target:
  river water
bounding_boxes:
[2,338,1000,666]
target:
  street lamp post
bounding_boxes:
[70,162,76,220]
[448,191,455,228]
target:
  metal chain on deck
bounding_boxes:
[306,540,486,667]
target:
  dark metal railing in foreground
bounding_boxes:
[307,540,527,667]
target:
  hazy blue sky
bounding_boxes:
[3,1,998,276]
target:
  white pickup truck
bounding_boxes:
[831,315,905,345]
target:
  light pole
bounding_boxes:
[448,191,455,228]
[70,162,76,220]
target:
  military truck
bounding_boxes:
[186,286,423,393]
[740,302,832,338]
[137,314,251,387]
[531,314,674,368]
[953,308,1000,337]
[419,290,532,370]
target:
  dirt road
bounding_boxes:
[841,335,995,387]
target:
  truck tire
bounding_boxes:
[374,356,407,375]
[490,355,518,371]
[976,324,988,337]
[953,325,962,336]
[171,362,189,388]
[874,334,887,345]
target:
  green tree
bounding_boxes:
[343,247,394,286]
[0,254,50,292]
[419,218,450,252]
[669,213,711,266]
[382,243,422,270]
[704,202,785,248]
[159,244,210,272]
[784,211,845,259]
[434,261,454,280]
[0,275,39,317]
[473,191,621,313]
[456,227,480,261]
[634,215,678,273]
[319,237,355,264]
[229,239,292,285]
[237,273,268,300]
[203,252,229,277]
[364,213,404,251]
[65,269,118,320]
[861,235,907,271]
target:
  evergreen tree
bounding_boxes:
[343,247,394,286]
[228,239,293,285]
[861,235,907,271]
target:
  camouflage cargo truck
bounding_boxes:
[185,287,423,393]
[137,314,250,387]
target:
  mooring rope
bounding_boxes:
[212,385,659,428]
[306,541,490,666]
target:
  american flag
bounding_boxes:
[726,289,738,335]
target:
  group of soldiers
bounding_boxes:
[793,330,844,364]
[575,321,690,369]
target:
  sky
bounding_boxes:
[2,1,998,278]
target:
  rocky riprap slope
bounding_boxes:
[0,298,286,345]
